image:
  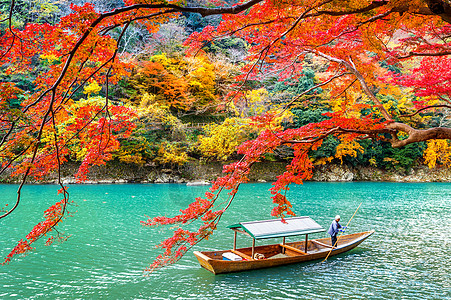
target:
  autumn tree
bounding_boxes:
[126,53,229,113]
[1,0,451,269]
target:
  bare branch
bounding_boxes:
[280,71,351,113]
[397,50,451,59]
[282,126,396,144]
[400,104,451,118]
[104,0,265,18]
[307,0,389,17]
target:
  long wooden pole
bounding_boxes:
[252,238,255,259]
[322,202,362,262]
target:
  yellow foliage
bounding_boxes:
[197,117,255,161]
[383,157,398,165]
[379,84,404,99]
[40,53,59,63]
[382,99,396,113]
[313,156,334,165]
[186,56,217,105]
[151,53,171,66]
[70,96,105,110]
[39,130,54,145]
[423,139,451,168]
[329,90,362,118]
[75,147,88,161]
[58,96,136,162]
[137,93,181,128]
[397,95,411,111]
[243,88,269,117]
[156,142,188,165]
[369,157,377,167]
[83,80,102,96]
[139,92,158,109]
[118,154,145,165]
[335,139,364,164]
[128,53,236,113]
[234,88,293,130]
[270,107,294,130]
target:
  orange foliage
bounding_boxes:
[130,60,192,111]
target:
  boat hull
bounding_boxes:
[193,230,374,274]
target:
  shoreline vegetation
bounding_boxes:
[1,160,450,184]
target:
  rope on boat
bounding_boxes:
[322,202,362,262]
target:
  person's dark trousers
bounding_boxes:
[331,235,337,247]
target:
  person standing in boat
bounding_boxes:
[327,215,344,248]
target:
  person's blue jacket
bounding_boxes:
[327,220,342,237]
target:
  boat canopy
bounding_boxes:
[227,216,325,240]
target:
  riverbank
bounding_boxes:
[1,160,450,184]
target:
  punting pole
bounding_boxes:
[322,202,362,262]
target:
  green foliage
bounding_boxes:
[0,68,35,96]
[389,143,425,171]
[309,136,339,160]
[270,68,320,95]
[115,137,155,166]
[290,107,329,128]
[182,12,221,34]
[0,0,62,28]
[352,140,426,172]
[203,37,248,58]
[379,59,402,75]
[267,68,329,130]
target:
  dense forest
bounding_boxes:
[1,0,446,177]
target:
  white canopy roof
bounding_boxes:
[228,216,325,240]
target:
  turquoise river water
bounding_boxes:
[0,182,450,299]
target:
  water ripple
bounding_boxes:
[1,182,450,299]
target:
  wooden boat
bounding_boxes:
[193,216,374,274]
